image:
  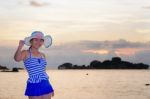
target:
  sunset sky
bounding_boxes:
[0,0,150,69]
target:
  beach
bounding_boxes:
[0,69,150,99]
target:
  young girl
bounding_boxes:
[14,31,54,99]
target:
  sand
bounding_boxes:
[0,69,150,99]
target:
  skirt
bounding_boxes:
[24,79,54,96]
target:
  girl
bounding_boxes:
[14,31,54,99]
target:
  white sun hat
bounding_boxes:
[24,31,52,48]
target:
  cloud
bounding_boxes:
[142,6,150,9]
[46,39,150,57]
[1,39,150,69]
[48,39,150,57]
[29,0,50,7]
[40,39,150,67]
[54,39,150,50]
[47,39,150,56]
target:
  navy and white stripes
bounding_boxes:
[23,48,49,83]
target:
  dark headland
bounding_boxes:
[58,57,149,69]
[0,65,24,72]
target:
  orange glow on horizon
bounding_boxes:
[82,49,109,54]
[115,48,149,56]
[82,48,150,56]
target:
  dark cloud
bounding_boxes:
[29,0,50,7]
[51,39,150,51]
[81,39,150,49]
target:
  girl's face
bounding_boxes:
[30,38,44,49]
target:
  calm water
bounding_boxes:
[0,69,149,99]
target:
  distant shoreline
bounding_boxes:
[58,57,149,70]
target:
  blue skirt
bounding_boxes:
[24,79,54,96]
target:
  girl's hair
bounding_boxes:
[29,46,32,50]
[29,39,33,50]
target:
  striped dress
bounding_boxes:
[23,48,49,83]
[23,48,54,96]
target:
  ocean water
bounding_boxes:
[0,69,149,99]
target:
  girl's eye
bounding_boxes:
[33,38,44,42]
[40,39,44,42]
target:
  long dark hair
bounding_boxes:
[29,46,32,50]
[29,39,33,50]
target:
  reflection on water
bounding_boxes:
[0,69,150,99]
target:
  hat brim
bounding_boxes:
[24,37,32,46]
[44,35,52,48]
[24,35,52,48]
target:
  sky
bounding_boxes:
[0,0,150,69]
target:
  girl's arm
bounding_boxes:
[14,40,26,62]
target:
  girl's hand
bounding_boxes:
[14,40,26,62]
[18,40,25,48]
